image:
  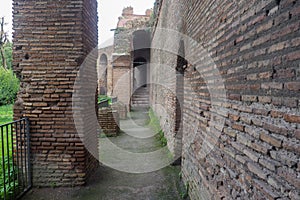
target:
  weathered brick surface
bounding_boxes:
[112,64,131,109]
[97,46,113,96]
[109,8,151,110]
[150,0,185,159]
[13,0,98,186]
[98,107,120,136]
[111,102,127,119]
[151,0,300,199]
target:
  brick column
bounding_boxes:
[13,0,98,186]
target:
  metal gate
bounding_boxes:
[0,118,31,200]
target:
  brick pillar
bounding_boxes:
[13,0,98,186]
[112,55,132,109]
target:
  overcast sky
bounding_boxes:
[0,0,154,47]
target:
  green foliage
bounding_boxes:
[148,108,167,147]
[0,104,13,125]
[0,156,18,199]
[180,182,189,199]
[0,105,18,199]
[0,42,12,69]
[148,108,161,133]
[0,68,19,106]
[157,130,167,147]
[98,95,112,105]
[0,104,13,158]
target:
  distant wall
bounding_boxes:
[152,0,300,199]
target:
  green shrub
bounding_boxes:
[0,104,13,125]
[98,95,112,104]
[0,156,18,199]
[0,68,19,106]
[148,108,161,133]
[148,108,168,147]
[0,42,13,69]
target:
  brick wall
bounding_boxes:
[13,0,98,186]
[98,107,120,136]
[112,59,131,109]
[150,0,185,160]
[111,102,127,119]
[152,0,300,199]
[97,46,114,96]
[110,8,152,110]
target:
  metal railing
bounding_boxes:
[0,118,31,200]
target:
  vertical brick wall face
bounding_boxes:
[152,0,300,199]
[112,29,132,110]
[98,108,120,136]
[151,0,185,160]
[112,66,131,109]
[13,0,98,186]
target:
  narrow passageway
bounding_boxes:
[23,109,183,200]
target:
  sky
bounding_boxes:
[0,0,154,47]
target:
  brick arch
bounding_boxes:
[98,53,108,95]
[99,53,108,66]
[132,30,151,51]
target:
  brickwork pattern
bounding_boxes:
[13,0,98,186]
[150,0,185,160]
[152,0,300,199]
[111,102,127,119]
[110,7,152,110]
[98,107,120,136]
[97,46,113,96]
[112,65,131,109]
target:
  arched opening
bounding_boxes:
[98,53,108,95]
[100,53,108,66]
[131,30,150,109]
[133,57,147,89]
[133,30,151,50]
[132,30,150,87]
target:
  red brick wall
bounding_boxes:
[150,0,185,160]
[98,107,120,136]
[152,0,300,199]
[13,0,98,186]
[112,57,131,109]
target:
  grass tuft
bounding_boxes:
[148,108,167,147]
[0,104,13,125]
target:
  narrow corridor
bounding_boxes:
[23,110,183,200]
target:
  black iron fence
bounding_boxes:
[0,118,31,200]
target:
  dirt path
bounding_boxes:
[22,110,184,200]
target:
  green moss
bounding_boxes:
[98,95,112,105]
[148,108,167,147]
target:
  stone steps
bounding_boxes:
[131,87,150,109]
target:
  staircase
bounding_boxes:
[131,86,150,110]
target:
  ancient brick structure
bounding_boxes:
[11,0,300,197]
[111,102,127,119]
[98,7,152,110]
[98,46,113,96]
[151,0,300,199]
[98,107,120,137]
[13,0,99,186]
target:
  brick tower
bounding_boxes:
[13,0,99,186]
